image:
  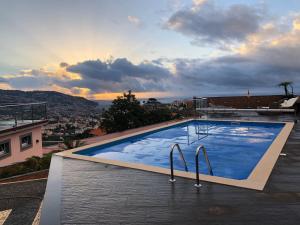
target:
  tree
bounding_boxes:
[100,91,179,133]
[62,137,85,150]
[278,81,293,97]
[144,98,162,110]
[146,98,161,104]
[144,108,174,124]
[101,91,147,133]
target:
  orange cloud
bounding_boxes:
[7,66,82,81]
[39,65,81,80]
[50,84,74,95]
[49,85,173,100]
[50,84,91,98]
[0,82,12,90]
[293,18,300,31]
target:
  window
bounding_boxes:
[20,133,32,150]
[0,140,10,158]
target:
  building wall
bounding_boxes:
[0,126,43,167]
[207,95,285,108]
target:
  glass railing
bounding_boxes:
[0,102,47,130]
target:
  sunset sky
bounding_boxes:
[1,0,300,100]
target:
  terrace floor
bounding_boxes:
[0,179,46,225]
[40,114,300,224]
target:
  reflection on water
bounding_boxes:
[79,120,284,180]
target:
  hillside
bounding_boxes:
[0,89,99,117]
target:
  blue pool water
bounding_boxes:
[76,120,284,180]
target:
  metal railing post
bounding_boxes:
[187,125,190,145]
[21,105,24,122]
[44,103,47,119]
[14,112,17,127]
[31,105,34,122]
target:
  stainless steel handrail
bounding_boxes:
[195,145,213,187]
[169,143,188,182]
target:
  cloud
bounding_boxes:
[167,40,300,95]
[0,82,12,90]
[14,67,81,80]
[111,58,170,81]
[3,49,300,97]
[2,12,300,100]
[0,65,81,92]
[6,76,52,90]
[60,62,69,68]
[67,59,122,82]
[127,15,142,27]
[64,58,172,93]
[0,76,12,90]
[156,14,300,95]
[1,57,172,95]
[164,0,264,45]
[154,56,298,97]
[237,15,300,70]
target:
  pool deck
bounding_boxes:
[40,115,300,225]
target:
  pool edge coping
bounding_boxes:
[56,118,294,191]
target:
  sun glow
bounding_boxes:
[0,82,12,89]
[92,91,174,100]
[293,19,300,31]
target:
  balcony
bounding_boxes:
[0,102,48,132]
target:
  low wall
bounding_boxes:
[207,95,285,108]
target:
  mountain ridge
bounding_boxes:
[0,89,99,117]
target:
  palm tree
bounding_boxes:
[278,81,293,97]
[62,137,85,150]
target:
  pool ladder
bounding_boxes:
[169,144,213,188]
[194,145,213,188]
[169,143,188,182]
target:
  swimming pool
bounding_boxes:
[58,119,294,190]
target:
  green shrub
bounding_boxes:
[0,153,54,179]
[39,153,52,169]
[24,156,41,171]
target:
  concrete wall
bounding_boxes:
[0,126,43,167]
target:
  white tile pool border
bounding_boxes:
[56,119,294,190]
